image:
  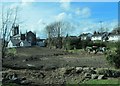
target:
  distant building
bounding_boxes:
[108,33,120,42]
[79,33,92,41]
[26,31,36,45]
[91,35,102,41]
[7,25,36,48]
[91,31,120,42]
[108,28,120,42]
[91,32,109,42]
[36,38,45,47]
[20,40,31,47]
[12,25,19,36]
[8,38,20,48]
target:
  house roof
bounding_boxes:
[10,38,20,46]
[12,34,21,37]
[79,33,92,37]
[27,31,36,36]
[21,40,31,45]
[92,32,109,37]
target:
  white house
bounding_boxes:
[91,35,102,41]
[7,40,13,48]
[7,38,20,48]
[7,25,34,48]
[91,32,109,42]
[8,39,32,48]
[20,40,31,47]
[12,34,21,40]
[108,34,120,42]
[79,33,92,40]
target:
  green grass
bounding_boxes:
[65,79,120,86]
[82,79,120,84]
[0,82,2,86]
[1,83,20,86]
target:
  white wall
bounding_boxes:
[20,41,24,47]
[81,36,87,40]
[20,41,31,47]
[108,35,120,42]
[7,40,16,48]
[91,36,102,41]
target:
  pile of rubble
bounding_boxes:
[58,66,120,83]
[2,67,120,85]
[2,72,32,85]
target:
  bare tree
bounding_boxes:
[45,21,72,48]
[1,4,20,58]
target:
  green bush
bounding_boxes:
[106,41,120,68]
[63,37,81,50]
[106,42,116,49]
[7,48,17,56]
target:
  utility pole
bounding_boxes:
[99,21,103,33]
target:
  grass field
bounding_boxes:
[82,79,120,84]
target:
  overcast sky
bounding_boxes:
[1,0,118,38]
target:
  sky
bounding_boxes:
[0,0,118,39]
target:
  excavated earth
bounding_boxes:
[2,46,116,85]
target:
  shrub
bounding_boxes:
[7,48,17,56]
[106,41,120,68]
[63,37,81,50]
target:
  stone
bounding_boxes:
[59,68,66,75]
[89,70,96,74]
[97,69,120,77]
[64,67,74,74]
[90,67,96,70]
[112,71,120,78]
[97,69,108,77]
[98,75,105,79]
[37,72,45,78]
[83,68,96,74]
[60,67,74,75]
[84,73,91,78]
[83,67,90,71]
[26,64,35,67]
[20,80,31,85]
[75,67,83,73]
[91,74,98,79]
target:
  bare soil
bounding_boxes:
[2,46,111,85]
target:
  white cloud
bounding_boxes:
[75,7,91,18]
[27,19,47,38]
[37,19,46,25]
[60,0,71,11]
[77,19,118,35]
[55,12,73,22]
[21,0,35,6]
[21,0,35,3]
[55,12,67,21]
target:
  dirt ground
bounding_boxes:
[2,46,112,85]
[3,46,110,69]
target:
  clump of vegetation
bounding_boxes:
[106,41,120,68]
[63,37,81,50]
[7,48,17,56]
